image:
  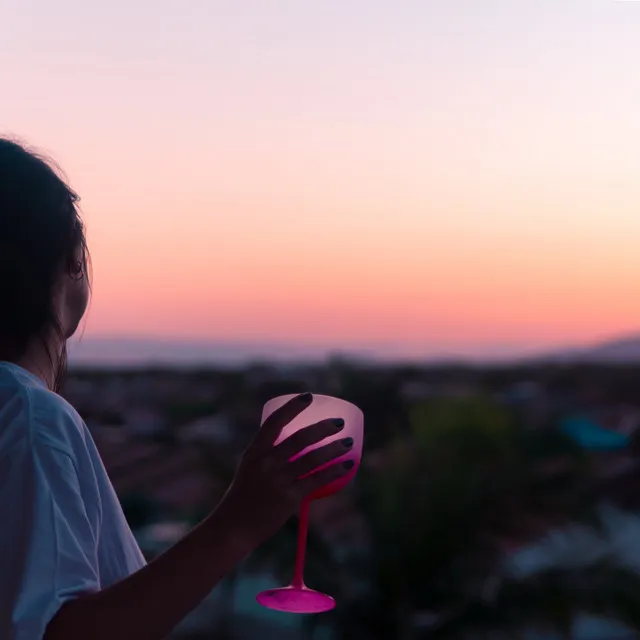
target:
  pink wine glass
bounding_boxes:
[256,393,364,614]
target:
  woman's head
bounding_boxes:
[0,137,91,390]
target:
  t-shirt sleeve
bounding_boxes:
[0,436,101,640]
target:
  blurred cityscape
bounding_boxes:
[62,355,640,639]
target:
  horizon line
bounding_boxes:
[64,332,640,368]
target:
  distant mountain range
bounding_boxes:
[66,337,389,368]
[537,334,640,365]
[66,334,640,367]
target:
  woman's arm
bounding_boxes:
[45,394,352,640]
[45,500,254,640]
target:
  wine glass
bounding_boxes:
[256,393,364,614]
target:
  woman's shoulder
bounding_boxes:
[0,363,87,456]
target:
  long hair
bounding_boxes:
[0,137,91,392]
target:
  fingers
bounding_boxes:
[295,460,355,496]
[255,393,313,451]
[274,418,345,462]
[288,437,353,479]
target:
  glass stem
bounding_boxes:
[292,497,310,588]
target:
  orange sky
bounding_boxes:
[3,1,640,355]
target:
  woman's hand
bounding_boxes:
[219,393,353,544]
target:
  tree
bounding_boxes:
[304,396,640,639]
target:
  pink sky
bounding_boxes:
[3,1,640,355]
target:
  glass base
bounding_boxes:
[256,586,336,614]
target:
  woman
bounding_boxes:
[0,137,354,639]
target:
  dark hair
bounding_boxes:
[0,137,91,391]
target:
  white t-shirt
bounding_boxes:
[0,361,147,639]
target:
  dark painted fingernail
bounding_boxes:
[298,392,313,403]
[343,460,355,469]
[332,418,345,430]
[341,437,353,448]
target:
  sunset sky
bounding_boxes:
[3,1,640,357]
